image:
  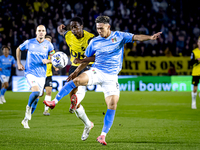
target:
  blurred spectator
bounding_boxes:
[0,0,200,59]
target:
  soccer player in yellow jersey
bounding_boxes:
[191,37,200,109]
[43,35,59,115]
[45,17,95,140]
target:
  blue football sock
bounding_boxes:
[56,80,76,101]
[28,91,40,107]
[31,98,39,114]
[1,88,7,96]
[102,109,116,134]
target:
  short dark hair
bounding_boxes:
[70,17,83,26]
[95,16,110,24]
[45,35,52,40]
[1,45,10,51]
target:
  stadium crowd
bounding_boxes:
[0,0,200,58]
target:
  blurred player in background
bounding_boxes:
[0,45,16,104]
[190,36,200,109]
[43,35,59,116]
[44,16,162,145]
[16,25,54,129]
[44,17,95,141]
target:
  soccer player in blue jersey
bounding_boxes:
[16,25,54,129]
[44,16,162,145]
[0,46,16,104]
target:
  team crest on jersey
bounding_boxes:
[111,37,117,43]
[43,46,48,50]
[9,59,11,61]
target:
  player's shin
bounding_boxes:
[1,88,7,96]
[54,80,77,104]
[75,104,91,127]
[101,109,116,136]
[28,91,40,107]
[76,86,86,105]
[31,98,39,114]
[191,91,197,109]
[44,95,51,111]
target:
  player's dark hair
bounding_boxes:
[70,17,83,26]
[45,35,52,40]
[1,45,10,51]
[95,16,110,24]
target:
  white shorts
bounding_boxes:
[84,67,120,98]
[0,75,10,83]
[26,74,46,96]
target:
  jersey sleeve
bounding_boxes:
[121,32,134,44]
[19,40,29,51]
[48,43,55,56]
[85,40,95,57]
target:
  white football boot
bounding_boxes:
[81,122,94,141]
[21,119,30,129]
[1,96,6,103]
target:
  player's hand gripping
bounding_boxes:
[67,72,78,82]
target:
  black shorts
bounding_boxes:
[192,76,200,86]
[44,76,52,87]
[69,65,92,76]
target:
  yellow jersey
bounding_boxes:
[64,30,95,66]
[46,50,55,77]
[192,48,200,76]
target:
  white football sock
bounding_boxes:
[76,86,86,105]
[101,132,107,136]
[44,95,51,111]
[75,104,91,127]
[191,92,197,105]
[53,99,59,104]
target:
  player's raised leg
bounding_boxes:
[43,72,89,109]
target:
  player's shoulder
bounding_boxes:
[83,30,95,37]
[65,31,73,37]
[24,38,36,44]
[193,48,200,53]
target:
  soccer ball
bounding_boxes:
[51,51,68,68]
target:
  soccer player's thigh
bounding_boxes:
[192,76,200,91]
[102,81,120,109]
[0,75,9,88]
[26,74,45,96]
[45,76,53,96]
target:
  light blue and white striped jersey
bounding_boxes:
[85,31,134,75]
[19,38,54,77]
[0,55,15,76]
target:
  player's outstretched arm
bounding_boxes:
[133,32,162,41]
[67,62,89,82]
[74,56,95,64]
[16,47,25,71]
[57,24,67,36]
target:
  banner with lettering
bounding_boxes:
[120,56,192,76]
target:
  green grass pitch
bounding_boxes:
[0,91,200,150]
